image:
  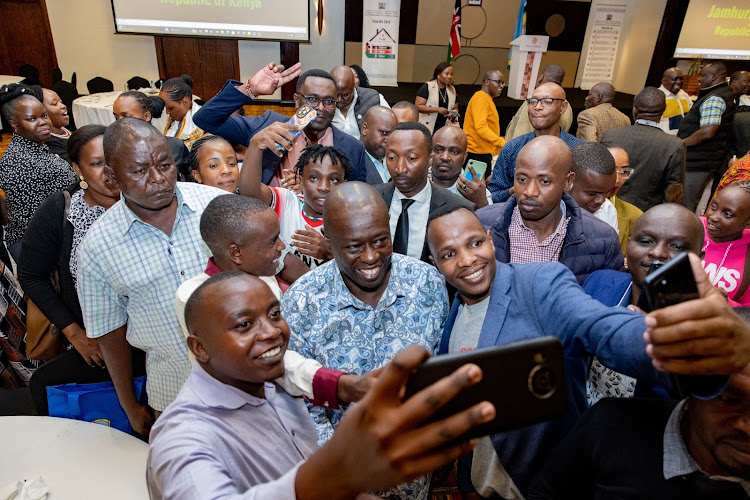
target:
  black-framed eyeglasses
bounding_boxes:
[526,97,565,108]
[296,93,337,110]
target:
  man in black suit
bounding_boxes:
[601,87,686,211]
[360,106,398,185]
[374,122,474,263]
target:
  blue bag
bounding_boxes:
[46,376,147,435]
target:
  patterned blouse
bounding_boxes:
[0,133,76,247]
[67,189,106,290]
[282,253,448,500]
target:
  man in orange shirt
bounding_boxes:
[463,70,505,179]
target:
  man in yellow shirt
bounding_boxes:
[463,70,506,178]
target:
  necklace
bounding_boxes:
[298,195,324,222]
[438,86,447,103]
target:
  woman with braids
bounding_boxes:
[159,74,205,149]
[112,90,191,179]
[18,125,145,415]
[0,83,76,260]
[701,180,750,306]
[188,135,239,193]
[239,121,352,269]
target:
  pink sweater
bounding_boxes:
[700,217,750,306]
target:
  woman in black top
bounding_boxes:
[0,84,76,259]
[42,88,72,162]
[18,126,144,415]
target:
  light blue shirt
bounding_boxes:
[147,362,318,499]
[366,151,390,183]
[77,182,226,410]
[282,253,447,500]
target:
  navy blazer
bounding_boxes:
[363,153,386,185]
[193,80,367,184]
[374,182,475,263]
[438,260,725,493]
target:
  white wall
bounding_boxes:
[46,0,160,93]
[46,0,344,98]
[574,0,668,95]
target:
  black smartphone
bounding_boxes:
[404,337,567,439]
[641,252,699,312]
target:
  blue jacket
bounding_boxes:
[438,260,725,494]
[476,193,624,284]
[193,80,367,185]
[582,269,633,307]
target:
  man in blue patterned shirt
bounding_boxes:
[487,83,583,203]
[282,182,448,500]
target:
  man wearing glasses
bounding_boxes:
[601,86,686,211]
[194,67,367,189]
[487,83,583,203]
[463,70,506,178]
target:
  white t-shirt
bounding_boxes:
[594,198,619,234]
[270,186,326,269]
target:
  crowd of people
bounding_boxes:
[0,55,749,500]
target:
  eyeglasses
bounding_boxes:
[526,97,565,108]
[617,168,634,178]
[297,94,337,110]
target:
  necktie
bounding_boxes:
[393,199,415,256]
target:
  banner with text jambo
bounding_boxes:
[362,0,400,86]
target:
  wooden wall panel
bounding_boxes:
[154,36,240,101]
[0,0,58,87]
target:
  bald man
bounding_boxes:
[77,117,229,434]
[659,67,693,135]
[282,181,447,500]
[477,136,622,284]
[602,86,686,211]
[359,105,398,184]
[575,82,631,142]
[330,65,389,139]
[431,126,492,208]
[505,64,574,141]
[463,69,506,170]
[678,62,737,211]
[488,83,583,203]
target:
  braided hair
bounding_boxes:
[0,83,42,122]
[160,74,194,102]
[188,134,233,174]
[118,90,166,119]
[293,144,351,181]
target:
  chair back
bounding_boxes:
[87,76,114,94]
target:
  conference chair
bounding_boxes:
[52,76,80,130]
[86,76,114,94]
[127,76,149,90]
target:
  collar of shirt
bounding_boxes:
[330,255,405,312]
[366,151,389,182]
[663,399,750,491]
[205,257,223,276]
[636,118,661,128]
[511,200,567,241]
[188,361,270,410]
[114,182,195,236]
[393,180,431,204]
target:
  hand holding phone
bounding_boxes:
[464,159,487,182]
[405,337,567,439]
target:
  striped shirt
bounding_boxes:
[77,182,226,410]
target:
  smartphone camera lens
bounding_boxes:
[528,365,557,399]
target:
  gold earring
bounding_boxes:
[79,178,88,190]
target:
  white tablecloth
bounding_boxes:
[0,75,24,87]
[72,90,170,133]
[0,416,149,499]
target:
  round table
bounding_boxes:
[72,90,170,132]
[0,416,149,499]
